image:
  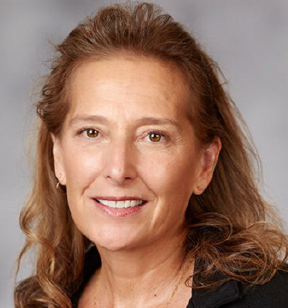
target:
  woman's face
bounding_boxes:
[53,55,218,251]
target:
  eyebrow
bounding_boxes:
[69,115,181,131]
[135,117,180,129]
[69,115,109,126]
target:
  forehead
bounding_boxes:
[67,55,192,120]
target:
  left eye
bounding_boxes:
[148,132,162,142]
[84,129,99,138]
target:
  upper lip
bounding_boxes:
[93,196,147,201]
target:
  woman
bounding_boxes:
[14,2,288,308]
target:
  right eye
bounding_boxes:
[83,129,99,138]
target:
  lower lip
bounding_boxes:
[93,199,146,217]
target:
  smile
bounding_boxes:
[95,199,147,208]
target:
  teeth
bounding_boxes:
[124,200,130,208]
[97,199,145,208]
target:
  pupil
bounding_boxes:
[150,133,161,142]
[87,129,98,137]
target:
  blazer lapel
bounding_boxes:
[189,280,243,308]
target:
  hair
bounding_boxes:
[15,2,288,307]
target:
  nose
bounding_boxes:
[103,140,137,185]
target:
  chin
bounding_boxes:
[85,225,144,252]
[94,236,141,252]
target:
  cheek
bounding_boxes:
[62,147,102,190]
[140,151,198,200]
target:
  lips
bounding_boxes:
[93,198,148,217]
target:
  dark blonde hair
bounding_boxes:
[15,2,288,307]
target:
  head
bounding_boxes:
[17,3,274,307]
[37,3,257,245]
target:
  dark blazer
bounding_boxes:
[190,271,288,307]
[71,246,288,308]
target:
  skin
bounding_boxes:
[52,54,221,307]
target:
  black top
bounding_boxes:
[71,246,288,308]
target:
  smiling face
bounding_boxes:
[52,55,219,252]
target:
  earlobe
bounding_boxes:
[193,137,221,195]
[51,134,67,186]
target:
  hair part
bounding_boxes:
[15,2,288,307]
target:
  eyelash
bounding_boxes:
[76,128,169,143]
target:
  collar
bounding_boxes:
[74,246,244,308]
[189,279,243,308]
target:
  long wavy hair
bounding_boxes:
[15,2,288,307]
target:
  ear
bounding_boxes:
[193,137,221,195]
[51,134,67,186]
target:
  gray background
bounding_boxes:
[0,0,287,306]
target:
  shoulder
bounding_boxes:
[235,270,288,308]
[190,270,288,308]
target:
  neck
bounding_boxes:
[94,230,193,307]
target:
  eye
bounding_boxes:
[148,132,162,142]
[84,129,99,138]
